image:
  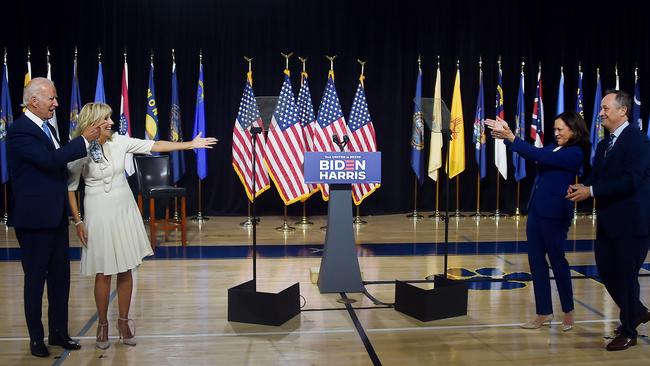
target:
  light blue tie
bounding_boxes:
[42,121,53,141]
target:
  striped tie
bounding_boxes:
[605,134,615,157]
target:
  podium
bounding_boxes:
[318,183,364,292]
[304,151,381,294]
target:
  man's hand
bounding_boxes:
[566,183,591,202]
[80,121,108,141]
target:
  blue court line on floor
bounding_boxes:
[52,289,118,366]
[0,239,598,261]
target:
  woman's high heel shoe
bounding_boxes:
[96,322,110,349]
[520,314,554,329]
[562,311,574,332]
[117,318,136,346]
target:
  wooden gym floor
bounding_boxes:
[0,213,648,365]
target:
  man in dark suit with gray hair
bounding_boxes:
[568,89,650,351]
[7,77,104,357]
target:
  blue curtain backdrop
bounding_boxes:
[1,0,649,216]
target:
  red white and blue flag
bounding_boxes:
[120,58,135,175]
[264,70,310,205]
[296,70,319,196]
[232,72,271,201]
[347,76,379,205]
[530,66,544,148]
[313,70,349,201]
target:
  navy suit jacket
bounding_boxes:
[584,125,650,238]
[7,114,87,229]
[506,137,583,221]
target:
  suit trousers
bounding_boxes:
[526,211,574,315]
[594,230,649,338]
[15,218,71,342]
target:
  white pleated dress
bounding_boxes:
[68,134,155,276]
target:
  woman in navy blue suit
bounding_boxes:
[486,111,590,331]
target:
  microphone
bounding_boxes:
[250,126,263,134]
[342,136,349,144]
[332,135,340,144]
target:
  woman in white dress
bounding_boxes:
[67,103,217,349]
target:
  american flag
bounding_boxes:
[313,71,349,201]
[347,77,379,205]
[296,71,319,196]
[530,67,544,148]
[264,71,310,205]
[232,73,270,201]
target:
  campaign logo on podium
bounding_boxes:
[304,152,381,184]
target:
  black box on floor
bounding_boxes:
[394,275,468,322]
[228,280,300,326]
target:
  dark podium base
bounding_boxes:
[228,280,301,326]
[394,275,468,322]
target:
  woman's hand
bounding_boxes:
[76,222,88,247]
[485,116,515,142]
[191,132,218,149]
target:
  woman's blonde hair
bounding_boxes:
[72,102,112,138]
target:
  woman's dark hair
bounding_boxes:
[555,111,591,166]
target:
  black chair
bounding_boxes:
[134,155,187,250]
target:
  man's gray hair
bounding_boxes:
[22,77,54,107]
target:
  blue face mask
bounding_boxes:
[89,140,103,163]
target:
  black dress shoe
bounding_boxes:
[639,309,650,325]
[30,340,49,357]
[614,309,650,335]
[606,334,637,351]
[48,334,81,350]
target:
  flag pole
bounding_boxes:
[490,169,507,218]
[451,176,465,217]
[239,56,259,227]
[428,179,441,219]
[353,59,368,226]
[274,52,297,233]
[491,57,507,219]
[406,176,423,220]
[450,60,465,218]
[191,50,209,223]
[471,58,486,219]
[276,206,296,232]
[170,49,182,222]
[353,205,367,225]
[470,171,483,218]
[295,57,314,227]
[514,181,522,219]
[1,49,7,225]
[240,202,256,226]
[408,56,423,220]
[295,200,313,226]
[428,56,442,220]
[1,186,7,225]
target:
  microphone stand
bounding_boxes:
[226,126,300,327]
[250,126,263,290]
[427,128,452,280]
[333,134,348,151]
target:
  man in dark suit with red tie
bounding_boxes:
[7,77,103,357]
[568,90,650,351]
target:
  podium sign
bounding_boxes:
[304,151,381,293]
[304,152,381,184]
